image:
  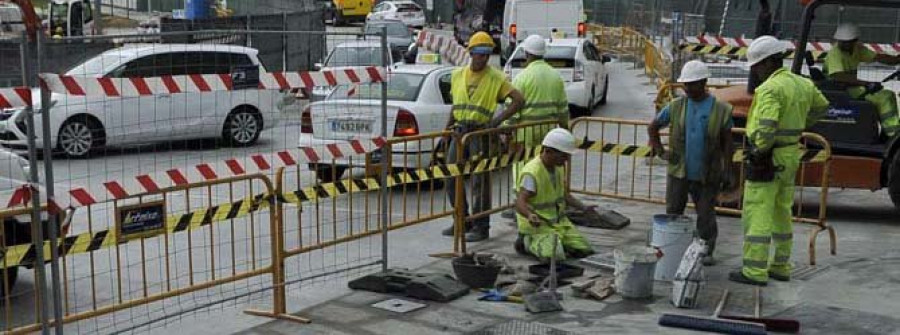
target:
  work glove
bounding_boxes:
[865,82,884,94]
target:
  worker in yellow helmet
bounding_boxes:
[442,31,525,242]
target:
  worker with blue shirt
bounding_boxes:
[648,60,736,266]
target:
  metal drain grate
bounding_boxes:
[466,320,578,335]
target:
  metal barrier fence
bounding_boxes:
[0,27,395,333]
[569,116,836,265]
[452,121,560,255]
[589,24,672,90]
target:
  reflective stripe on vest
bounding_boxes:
[747,69,820,149]
[508,60,568,125]
[666,96,731,182]
[451,67,505,125]
[516,157,567,225]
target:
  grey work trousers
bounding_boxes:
[446,134,492,230]
[666,176,719,256]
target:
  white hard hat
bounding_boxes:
[542,128,577,155]
[521,35,546,57]
[677,60,711,83]
[746,35,788,67]
[834,23,860,41]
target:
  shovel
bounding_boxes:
[524,234,564,313]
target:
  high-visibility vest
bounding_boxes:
[450,66,506,125]
[667,96,732,183]
[747,68,826,150]
[516,157,567,233]
[509,59,569,145]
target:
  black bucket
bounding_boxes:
[452,255,501,289]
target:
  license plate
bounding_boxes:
[330,119,373,133]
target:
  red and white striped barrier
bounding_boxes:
[63,137,387,207]
[39,66,387,97]
[417,30,470,66]
[0,87,32,109]
[683,35,900,55]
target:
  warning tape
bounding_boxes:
[416,30,470,66]
[679,43,828,62]
[65,137,387,208]
[684,35,900,55]
[0,87,31,109]
[39,66,386,97]
[1,193,272,269]
[577,139,829,163]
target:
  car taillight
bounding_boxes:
[510,24,517,40]
[573,62,584,82]
[393,109,418,137]
[301,106,313,133]
[577,22,586,37]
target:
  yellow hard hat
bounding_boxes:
[468,31,495,54]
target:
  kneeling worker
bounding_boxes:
[514,128,596,261]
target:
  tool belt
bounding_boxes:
[744,143,790,182]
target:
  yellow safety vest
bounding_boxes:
[509,59,569,146]
[667,96,732,183]
[451,67,506,125]
[747,68,829,151]
[516,156,568,233]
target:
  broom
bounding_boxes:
[659,289,767,335]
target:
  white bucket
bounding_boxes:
[651,214,696,281]
[614,246,660,299]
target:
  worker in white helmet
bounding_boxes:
[826,23,900,138]
[732,36,829,286]
[501,34,569,220]
[648,60,736,266]
[513,128,595,261]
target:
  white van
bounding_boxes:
[500,0,586,65]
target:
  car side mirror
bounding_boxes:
[314,63,323,71]
[602,55,611,64]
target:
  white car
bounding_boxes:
[503,38,610,115]
[367,1,425,29]
[312,40,397,102]
[299,64,454,181]
[0,44,281,158]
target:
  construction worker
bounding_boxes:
[514,128,595,261]
[730,36,829,286]
[501,34,569,219]
[442,31,525,242]
[825,23,900,138]
[648,60,735,266]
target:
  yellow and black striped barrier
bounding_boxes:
[577,138,829,163]
[678,43,828,62]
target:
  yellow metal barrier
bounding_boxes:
[4,174,283,334]
[451,121,560,255]
[589,24,673,91]
[569,116,836,265]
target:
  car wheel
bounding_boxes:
[889,151,900,211]
[58,117,103,158]
[599,76,609,105]
[315,165,346,183]
[223,108,262,147]
[0,267,17,298]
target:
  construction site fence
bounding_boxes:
[588,24,673,90]
[568,116,836,266]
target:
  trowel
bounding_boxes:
[524,235,564,313]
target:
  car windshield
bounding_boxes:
[65,54,126,76]
[326,46,385,67]
[329,73,424,101]
[509,46,577,68]
[365,23,411,38]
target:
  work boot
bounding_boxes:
[702,255,716,266]
[728,270,767,286]
[501,208,516,219]
[441,224,470,236]
[465,226,490,242]
[768,271,790,282]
